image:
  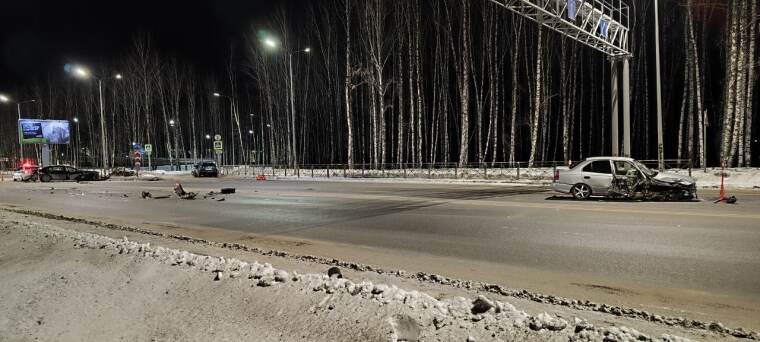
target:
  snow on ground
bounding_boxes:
[668,168,760,189]
[107,164,760,189]
[1,211,751,341]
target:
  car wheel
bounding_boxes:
[40,174,52,183]
[571,184,592,200]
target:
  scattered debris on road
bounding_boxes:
[173,182,197,200]
[220,188,235,194]
[140,191,152,199]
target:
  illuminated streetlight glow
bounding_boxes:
[73,66,89,78]
[73,117,79,123]
[115,74,123,80]
[205,134,211,139]
[213,92,221,97]
[304,47,311,53]
[264,38,278,49]
[248,130,254,134]
[169,119,176,126]
[0,94,9,103]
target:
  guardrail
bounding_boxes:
[220,162,564,181]
[217,159,693,181]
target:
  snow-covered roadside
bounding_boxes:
[668,168,760,189]
[1,212,752,341]
[267,167,760,189]
[270,175,553,186]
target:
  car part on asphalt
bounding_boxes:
[173,182,197,200]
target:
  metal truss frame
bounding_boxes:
[487,0,631,58]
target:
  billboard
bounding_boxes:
[18,119,71,145]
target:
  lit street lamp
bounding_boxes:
[204,134,211,159]
[70,64,123,174]
[262,36,310,169]
[169,119,179,171]
[212,92,237,165]
[0,94,36,163]
[73,117,81,167]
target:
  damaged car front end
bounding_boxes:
[608,161,697,201]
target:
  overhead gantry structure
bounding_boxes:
[487,0,633,157]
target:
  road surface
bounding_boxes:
[1,176,759,330]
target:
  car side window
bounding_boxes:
[583,161,612,174]
[613,161,638,176]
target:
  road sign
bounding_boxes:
[214,134,222,141]
[144,144,153,155]
[134,150,142,161]
[213,140,223,152]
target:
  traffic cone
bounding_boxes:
[715,162,727,203]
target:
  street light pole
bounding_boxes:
[97,79,108,174]
[170,120,179,171]
[70,66,121,175]
[654,0,665,170]
[262,38,309,170]
[288,53,297,170]
[73,117,80,168]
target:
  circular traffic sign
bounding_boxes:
[214,134,222,141]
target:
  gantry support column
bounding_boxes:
[622,58,631,157]
[611,61,619,157]
[610,58,631,157]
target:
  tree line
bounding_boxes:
[0,0,757,169]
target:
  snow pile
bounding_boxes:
[7,207,757,341]
[144,170,191,176]
[10,220,710,342]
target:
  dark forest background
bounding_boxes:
[0,0,757,169]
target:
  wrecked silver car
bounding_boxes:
[552,157,697,200]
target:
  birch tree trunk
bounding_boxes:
[344,0,354,168]
[687,3,706,167]
[528,28,544,168]
[721,0,740,164]
[743,0,757,166]
[458,0,472,167]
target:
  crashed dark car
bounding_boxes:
[38,165,103,182]
[552,157,697,200]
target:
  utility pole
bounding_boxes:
[654,0,665,170]
[17,103,23,162]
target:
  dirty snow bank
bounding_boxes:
[0,218,714,342]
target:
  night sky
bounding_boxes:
[0,0,289,90]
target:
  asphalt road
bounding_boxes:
[1,176,759,329]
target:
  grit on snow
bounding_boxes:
[0,212,722,342]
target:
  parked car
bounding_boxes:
[12,164,39,182]
[552,157,697,200]
[192,161,219,177]
[38,165,101,182]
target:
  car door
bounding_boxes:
[65,166,82,180]
[581,160,614,195]
[50,166,67,180]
